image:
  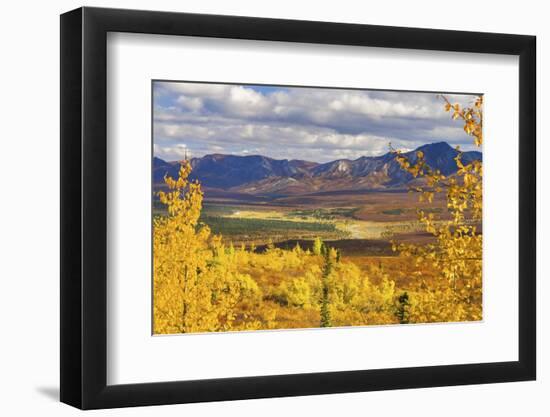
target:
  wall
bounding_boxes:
[0,0,545,415]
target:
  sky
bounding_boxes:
[153,81,481,163]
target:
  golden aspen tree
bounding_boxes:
[153,161,261,334]
[391,95,483,322]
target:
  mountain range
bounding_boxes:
[153,142,482,195]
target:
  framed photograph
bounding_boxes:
[60,6,536,409]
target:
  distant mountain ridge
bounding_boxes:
[153,142,482,195]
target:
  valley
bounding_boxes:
[153,141,480,256]
[197,188,445,251]
[151,81,484,334]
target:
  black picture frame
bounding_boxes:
[60,6,536,410]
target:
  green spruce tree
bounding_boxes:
[313,237,323,256]
[320,244,332,327]
[396,292,411,324]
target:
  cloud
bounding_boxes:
[153,81,480,162]
[154,143,189,159]
[176,95,203,112]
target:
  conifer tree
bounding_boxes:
[313,237,323,256]
[320,245,332,327]
[396,292,410,324]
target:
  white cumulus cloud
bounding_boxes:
[153,81,480,162]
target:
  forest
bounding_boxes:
[153,96,483,334]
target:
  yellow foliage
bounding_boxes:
[153,161,263,334]
[153,96,484,334]
[391,95,483,322]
